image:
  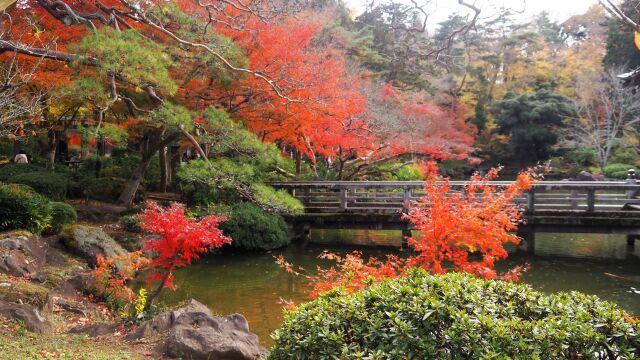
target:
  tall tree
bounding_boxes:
[601,0,640,69]
[492,89,575,164]
[570,68,640,170]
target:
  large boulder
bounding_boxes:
[129,299,265,360]
[0,302,53,334]
[164,312,265,360]
[126,299,212,340]
[0,231,54,277]
[59,225,127,266]
[574,171,605,181]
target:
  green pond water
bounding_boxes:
[159,230,640,346]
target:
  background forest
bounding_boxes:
[0,0,640,214]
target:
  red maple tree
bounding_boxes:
[137,201,231,309]
[279,166,540,299]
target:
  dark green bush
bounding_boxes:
[0,163,46,180]
[604,163,635,179]
[0,163,71,200]
[48,201,77,233]
[268,270,640,359]
[120,214,141,233]
[77,176,128,201]
[0,183,52,234]
[10,171,69,200]
[221,203,289,251]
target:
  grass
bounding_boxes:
[0,317,146,359]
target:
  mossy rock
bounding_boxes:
[0,274,50,309]
[59,225,127,267]
[0,230,34,240]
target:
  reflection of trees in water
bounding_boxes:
[535,233,630,259]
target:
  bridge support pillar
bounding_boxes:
[517,231,535,253]
[627,234,638,248]
[401,226,412,250]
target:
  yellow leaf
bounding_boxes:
[635,32,640,50]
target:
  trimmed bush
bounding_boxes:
[119,214,141,233]
[77,176,128,201]
[49,202,78,232]
[0,163,46,180]
[0,183,52,234]
[268,270,640,359]
[221,203,289,251]
[0,163,70,200]
[11,171,69,200]
[604,163,635,179]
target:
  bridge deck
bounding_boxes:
[271,181,640,234]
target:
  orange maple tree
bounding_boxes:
[279,166,540,298]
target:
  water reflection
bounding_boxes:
[161,230,640,346]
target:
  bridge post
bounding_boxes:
[517,230,535,253]
[627,235,637,248]
[339,188,348,211]
[626,169,638,199]
[586,189,595,212]
[526,190,535,212]
[401,224,411,250]
[402,188,412,212]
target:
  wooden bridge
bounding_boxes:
[270,180,640,250]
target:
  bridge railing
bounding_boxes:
[269,181,640,214]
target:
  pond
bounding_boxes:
[159,230,640,346]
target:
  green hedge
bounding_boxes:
[0,183,52,234]
[119,214,141,233]
[0,164,69,200]
[604,163,635,179]
[268,270,640,359]
[49,201,78,232]
[221,203,289,251]
[77,176,128,201]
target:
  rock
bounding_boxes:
[0,277,50,309]
[575,171,598,181]
[55,298,88,316]
[0,302,53,334]
[164,312,266,360]
[126,299,212,340]
[0,232,68,277]
[69,322,123,337]
[59,225,127,266]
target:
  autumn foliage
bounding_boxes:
[137,201,231,306]
[93,251,149,305]
[93,201,230,310]
[279,167,541,298]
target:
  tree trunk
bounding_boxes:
[295,150,302,174]
[144,271,171,312]
[169,145,181,189]
[118,154,154,206]
[118,132,180,206]
[159,146,167,193]
[45,130,58,169]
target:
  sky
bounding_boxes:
[344,0,601,30]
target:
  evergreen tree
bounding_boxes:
[603,0,640,69]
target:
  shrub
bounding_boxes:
[11,171,69,200]
[604,163,635,179]
[221,203,289,251]
[77,176,128,201]
[0,163,46,180]
[610,147,638,165]
[0,183,52,234]
[120,214,142,233]
[0,163,71,200]
[268,270,640,360]
[49,202,78,232]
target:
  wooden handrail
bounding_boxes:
[269,181,640,214]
